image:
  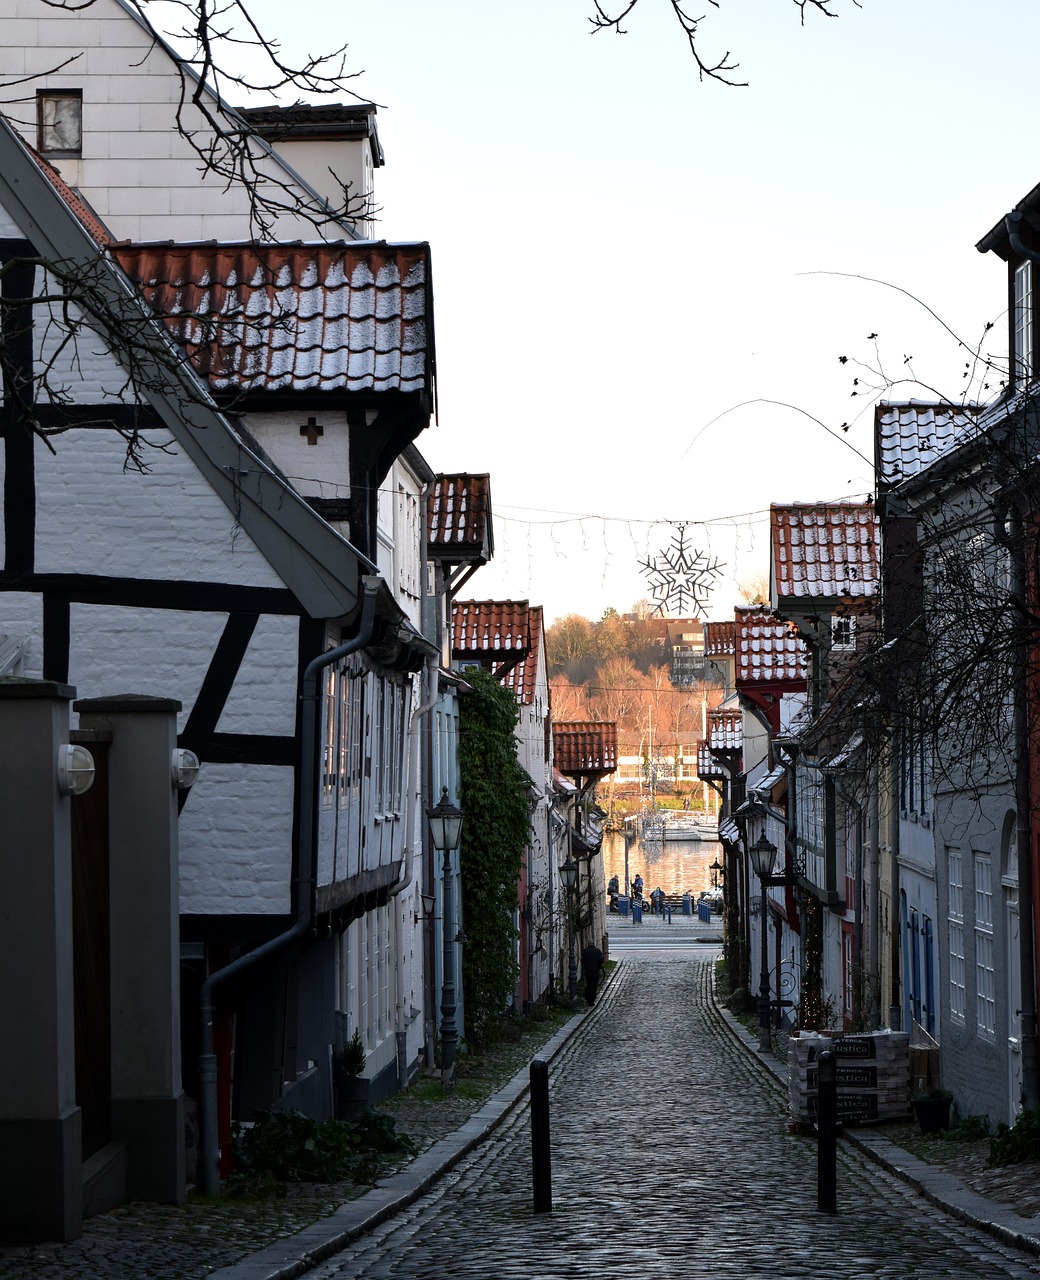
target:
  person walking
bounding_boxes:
[581,942,604,1006]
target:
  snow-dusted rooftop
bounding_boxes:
[771,502,879,600]
[735,608,809,687]
[452,600,531,657]
[553,721,619,776]
[703,621,736,656]
[875,401,982,489]
[708,707,743,753]
[427,474,493,560]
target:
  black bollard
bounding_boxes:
[817,1048,837,1214]
[531,1059,552,1213]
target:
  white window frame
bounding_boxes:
[948,848,965,1023]
[37,89,82,157]
[831,614,856,652]
[1015,259,1033,383]
[974,853,996,1039]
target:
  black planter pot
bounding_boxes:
[912,1095,952,1134]
[334,1071,369,1121]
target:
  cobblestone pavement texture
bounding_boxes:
[2,937,1040,1279]
[310,955,1039,1280]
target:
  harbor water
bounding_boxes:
[602,828,723,900]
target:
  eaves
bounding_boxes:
[0,116,365,623]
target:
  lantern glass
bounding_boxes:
[749,832,779,881]
[428,787,463,853]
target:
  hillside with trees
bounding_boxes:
[546,606,724,811]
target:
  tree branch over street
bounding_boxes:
[589,0,862,85]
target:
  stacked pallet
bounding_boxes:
[789,1030,911,1124]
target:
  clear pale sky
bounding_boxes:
[211,0,1040,623]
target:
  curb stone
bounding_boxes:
[709,973,1040,1260]
[209,968,619,1280]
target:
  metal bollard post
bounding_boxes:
[817,1048,837,1214]
[531,1059,552,1213]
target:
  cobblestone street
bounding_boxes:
[311,953,1037,1280]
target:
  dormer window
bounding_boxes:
[831,615,856,652]
[37,90,82,157]
[1014,259,1033,383]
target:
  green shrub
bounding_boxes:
[938,1114,989,1143]
[988,1106,1040,1167]
[231,1108,416,1188]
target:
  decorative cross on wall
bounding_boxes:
[300,416,324,446]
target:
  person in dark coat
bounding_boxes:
[581,942,604,1006]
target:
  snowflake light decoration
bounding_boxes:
[639,523,724,617]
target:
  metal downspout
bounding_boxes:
[995,498,1040,1109]
[197,577,381,1198]
[390,650,440,1089]
[889,727,902,1029]
[868,770,881,1026]
[836,780,864,1027]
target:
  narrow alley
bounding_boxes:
[307,950,1036,1280]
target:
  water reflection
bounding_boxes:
[602,831,723,899]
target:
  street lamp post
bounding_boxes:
[710,857,723,890]
[560,855,578,1004]
[748,830,779,1054]
[428,787,464,1088]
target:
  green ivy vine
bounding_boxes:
[458,671,531,1045]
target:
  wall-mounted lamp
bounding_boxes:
[57,743,95,797]
[171,748,201,790]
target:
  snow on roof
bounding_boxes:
[553,721,618,775]
[703,621,736,656]
[503,605,544,706]
[771,502,879,600]
[113,241,432,396]
[451,600,531,656]
[875,401,982,488]
[735,607,809,687]
[427,473,493,558]
[708,708,743,752]
[697,742,727,780]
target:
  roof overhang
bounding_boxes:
[0,113,365,622]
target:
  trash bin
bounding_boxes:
[618,895,630,917]
[682,893,692,916]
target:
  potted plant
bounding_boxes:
[333,1028,369,1120]
[912,1086,953,1134]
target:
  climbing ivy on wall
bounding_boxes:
[458,671,531,1044]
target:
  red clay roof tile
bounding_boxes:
[553,721,618,775]
[771,502,879,600]
[428,474,493,558]
[113,240,432,396]
[735,607,808,687]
